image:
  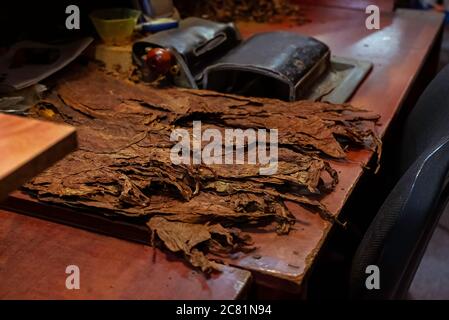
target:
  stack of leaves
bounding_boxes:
[24,67,380,271]
[174,0,308,24]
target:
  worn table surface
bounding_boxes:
[0,6,444,297]
[0,209,251,299]
[229,7,444,291]
[296,0,395,12]
[0,114,76,201]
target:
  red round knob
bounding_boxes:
[145,48,174,75]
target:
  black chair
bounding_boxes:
[400,64,449,173]
[349,64,449,299]
[350,136,449,299]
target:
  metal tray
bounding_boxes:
[304,55,372,104]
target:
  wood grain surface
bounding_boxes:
[0,114,76,201]
[0,209,252,299]
[296,0,395,12]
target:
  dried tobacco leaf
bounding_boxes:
[23,67,380,271]
[174,0,309,24]
[148,217,253,272]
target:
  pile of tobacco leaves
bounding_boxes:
[174,0,308,24]
[24,67,380,271]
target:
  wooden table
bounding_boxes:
[0,114,77,201]
[297,0,395,12]
[0,6,444,298]
[0,209,251,299]
[227,7,444,293]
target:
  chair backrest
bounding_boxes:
[350,136,449,299]
[400,64,449,174]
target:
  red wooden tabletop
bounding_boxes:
[229,7,444,292]
[0,209,252,299]
[296,0,395,12]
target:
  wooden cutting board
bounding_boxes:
[0,114,77,201]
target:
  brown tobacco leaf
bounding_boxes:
[174,0,309,24]
[148,216,253,272]
[23,67,380,271]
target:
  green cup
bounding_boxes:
[90,8,141,45]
